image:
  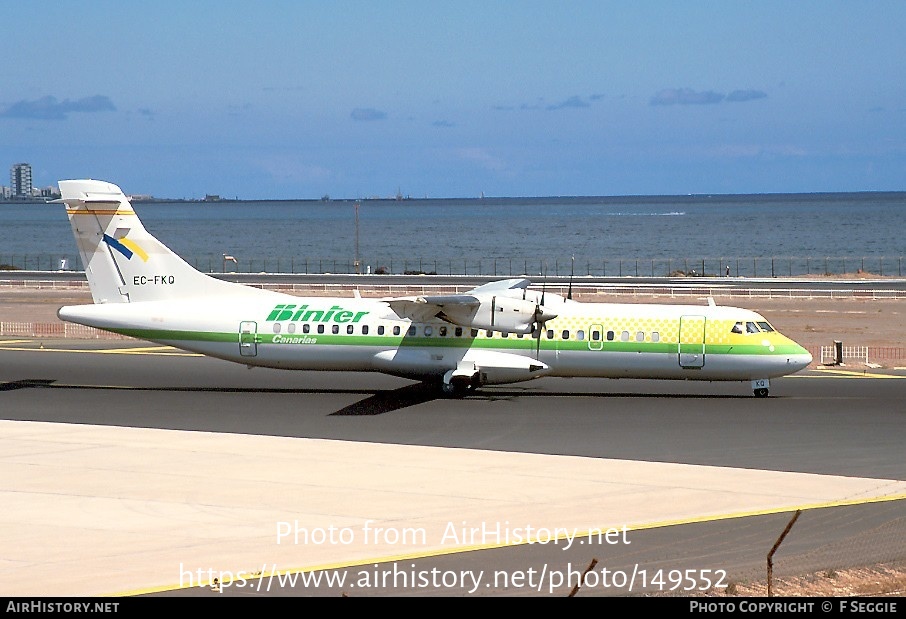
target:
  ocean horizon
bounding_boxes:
[2,190,905,277]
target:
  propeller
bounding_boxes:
[534,264,549,359]
[567,255,574,301]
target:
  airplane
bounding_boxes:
[55,179,812,398]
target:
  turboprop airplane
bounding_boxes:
[56,179,812,398]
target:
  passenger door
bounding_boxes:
[239,321,258,357]
[678,315,705,368]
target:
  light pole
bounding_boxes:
[353,201,361,274]
[222,253,237,273]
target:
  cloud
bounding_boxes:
[650,88,768,106]
[650,88,724,106]
[350,108,387,121]
[455,147,507,172]
[725,89,767,103]
[546,96,590,111]
[0,95,116,120]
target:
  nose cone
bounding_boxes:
[787,345,813,373]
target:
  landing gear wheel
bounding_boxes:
[754,388,769,398]
[441,381,469,398]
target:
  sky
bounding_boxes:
[2,1,905,200]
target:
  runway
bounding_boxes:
[1,340,905,597]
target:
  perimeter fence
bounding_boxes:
[2,254,906,278]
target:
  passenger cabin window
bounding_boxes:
[393,325,401,336]
[273,323,281,333]
[317,325,325,334]
[288,323,296,334]
[591,330,601,341]
[377,325,384,335]
[332,325,339,334]
[636,331,645,342]
[424,326,433,336]
[562,330,570,340]
[547,329,554,339]
[652,332,660,342]
[577,330,585,341]
[455,327,464,337]
[486,330,493,338]
[303,324,310,334]
[362,325,369,335]
[501,331,509,338]
[346,325,354,334]
[621,331,630,342]
[408,325,417,336]
[757,321,774,332]
[439,326,447,337]
[607,330,615,341]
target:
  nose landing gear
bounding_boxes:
[752,378,770,398]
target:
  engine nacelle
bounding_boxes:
[445,351,551,387]
[439,295,551,335]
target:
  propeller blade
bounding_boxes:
[567,255,574,300]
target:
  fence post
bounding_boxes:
[767,510,801,597]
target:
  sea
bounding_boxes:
[1,192,905,277]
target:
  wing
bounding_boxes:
[386,294,480,324]
[384,278,546,332]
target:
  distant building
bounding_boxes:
[0,186,10,199]
[10,163,33,198]
[36,185,60,198]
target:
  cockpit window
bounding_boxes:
[746,322,760,333]
[757,321,775,332]
[731,322,744,334]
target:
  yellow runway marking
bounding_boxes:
[791,372,905,379]
[0,340,32,346]
[0,345,200,357]
[813,368,905,379]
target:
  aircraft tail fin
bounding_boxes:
[58,179,254,303]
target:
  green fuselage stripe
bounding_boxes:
[107,327,802,356]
